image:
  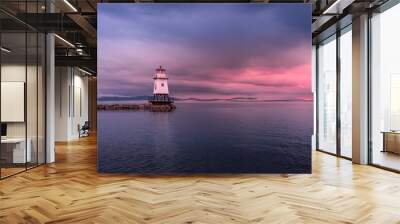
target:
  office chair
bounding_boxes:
[79,121,90,138]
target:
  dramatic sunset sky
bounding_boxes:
[98,4,311,101]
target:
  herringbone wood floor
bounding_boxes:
[1,134,400,224]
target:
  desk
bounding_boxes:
[1,138,31,163]
[382,131,400,154]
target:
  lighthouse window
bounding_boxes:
[161,83,164,87]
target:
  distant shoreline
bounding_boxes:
[97,96,312,103]
[97,103,176,112]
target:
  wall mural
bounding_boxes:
[97,3,312,173]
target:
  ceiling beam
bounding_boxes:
[67,13,97,46]
[55,55,96,70]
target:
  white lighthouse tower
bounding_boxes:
[149,66,173,104]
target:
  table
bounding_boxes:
[382,131,400,154]
[1,138,32,163]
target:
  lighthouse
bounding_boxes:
[149,66,174,105]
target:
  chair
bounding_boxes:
[78,121,90,138]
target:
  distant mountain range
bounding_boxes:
[98,95,312,102]
[98,95,150,101]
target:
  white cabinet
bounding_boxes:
[1,138,32,163]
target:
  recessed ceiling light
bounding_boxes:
[322,0,354,15]
[63,0,78,12]
[78,67,93,76]
[1,47,11,53]
[54,34,75,48]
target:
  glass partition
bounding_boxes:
[317,35,337,154]
[1,31,28,177]
[0,2,46,179]
[27,31,38,169]
[370,3,400,171]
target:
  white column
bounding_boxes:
[352,14,369,164]
[46,33,55,163]
[45,0,56,163]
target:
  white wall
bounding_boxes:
[71,73,89,138]
[55,66,70,141]
[1,63,46,164]
[55,67,89,141]
[312,45,317,150]
[1,65,39,138]
[1,65,26,128]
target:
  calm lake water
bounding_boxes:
[98,102,313,173]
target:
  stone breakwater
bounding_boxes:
[97,103,176,112]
